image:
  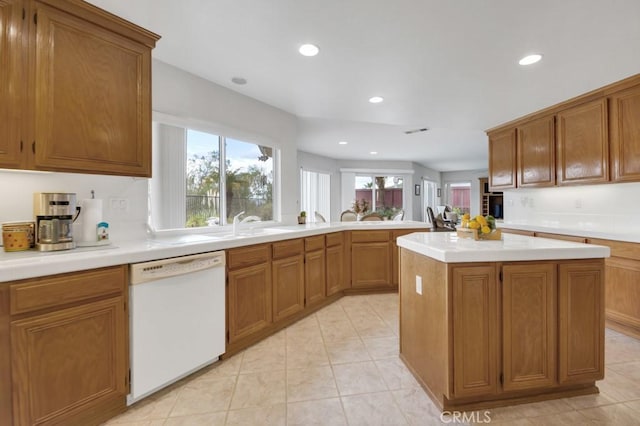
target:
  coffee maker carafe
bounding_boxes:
[34,193,81,251]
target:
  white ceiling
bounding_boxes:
[88,0,640,171]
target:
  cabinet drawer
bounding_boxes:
[326,232,343,247]
[227,244,270,269]
[272,239,304,259]
[351,230,390,243]
[305,235,325,252]
[10,266,126,315]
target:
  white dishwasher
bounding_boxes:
[128,251,225,405]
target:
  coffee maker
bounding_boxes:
[34,193,81,251]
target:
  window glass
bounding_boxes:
[151,121,275,230]
[300,170,330,222]
[354,175,403,217]
[354,176,373,213]
[447,182,471,215]
[225,138,273,223]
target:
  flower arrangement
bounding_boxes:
[351,199,370,214]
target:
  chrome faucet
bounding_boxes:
[232,211,245,236]
[240,215,262,223]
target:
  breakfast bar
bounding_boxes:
[396,232,610,411]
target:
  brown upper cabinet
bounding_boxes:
[487,73,640,189]
[0,0,159,176]
[488,128,517,190]
[517,115,556,187]
[609,83,640,182]
[556,98,609,185]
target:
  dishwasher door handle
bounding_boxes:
[130,251,225,285]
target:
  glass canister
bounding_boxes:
[2,222,35,252]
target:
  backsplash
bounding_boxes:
[0,169,149,242]
[503,181,640,235]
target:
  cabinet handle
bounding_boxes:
[22,8,25,20]
[33,12,37,25]
[20,140,23,152]
[32,141,35,154]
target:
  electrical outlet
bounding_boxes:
[109,198,129,213]
[416,275,422,295]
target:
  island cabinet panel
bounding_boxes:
[609,83,640,182]
[227,262,272,343]
[12,297,127,426]
[392,229,422,287]
[556,98,609,185]
[517,115,556,187]
[451,266,498,398]
[305,242,326,306]
[502,263,557,391]
[351,231,392,289]
[488,128,517,190]
[558,262,605,384]
[0,0,24,169]
[272,255,305,322]
[31,2,154,176]
[325,232,346,296]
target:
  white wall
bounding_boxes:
[441,169,488,217]
[503,181,640,235]
[412,164,442,221]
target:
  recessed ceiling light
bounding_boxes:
[231,77,247,85]
[370,151,378,155]
[338,141,348,145]
[369,96,384,104]
[299,44,319,57]
[519,54,542,66]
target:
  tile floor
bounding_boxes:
[106,293,640,425]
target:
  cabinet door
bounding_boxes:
[452,266,498,398]
[11,297,127,425]
[32,3,153,176]
[326,244,345,296]
[0,0,24,169]
[558,262,604,384]
[556,99,609,185]
[272,255,304,322]
[610,84,640,182]
[502,263,556,391]
[228,263,272,343]
[305,249,326,306]
[488,128,517,189]
[517,115,556,187]
[351,242,392,288]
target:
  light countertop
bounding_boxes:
[498,222,640,244]
[397,232,610,263]
[0,221,429,283]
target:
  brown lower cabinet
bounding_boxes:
[326,232,347,296]
[305,235,326,306]
[351,230,392,289]
[400,248,604,411]
[3,266,128,426]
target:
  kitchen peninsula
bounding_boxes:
[397,232,610,411]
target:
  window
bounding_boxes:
[355,175,403,216]
[151,121,275,230]
[300,170,330,222]
[445,182,471,214]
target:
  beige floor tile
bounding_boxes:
[482,419,534,426]
[391,387,445,425]
[563,391,617,410]
[191,354,243,381]
[229,370,286,409]
[319,320,360,342]
[341,391,409,425]
[363,335,399,359]
[225,404,286,426]
[162,412,226,426]
[326,338,371,364]
[333,361,388,396]
[287,398,348,425]
[351,315,396,338]
[524,410,588,425]
[625,399,640,413]
[605,334,640,365]
[598,368,640,402]
[487,399,574,422]
[104,420,166,426]
[286,340,330,369]
[375,358,420,390]
[239,339,286,373]
[286,323,324,345]
[579,403,640,425]
[608,361,640,381]
[169,376,236,417]
[106,388,179,423]
[286,366,339,402]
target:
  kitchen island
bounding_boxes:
[396,232,610,411]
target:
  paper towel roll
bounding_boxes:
[80,199,103,244]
